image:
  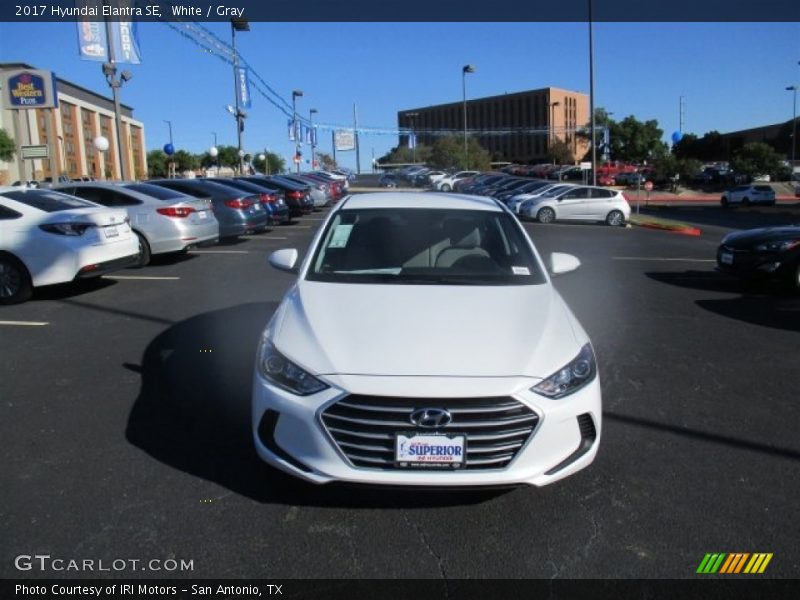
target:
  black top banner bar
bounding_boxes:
[4,579,800,600]
[3,0,800,22]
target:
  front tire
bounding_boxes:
[0,255,33,305]
[440,184,452,192]
[721,196,729,208]
[536,207,556,224]
[606,210,625,226]
[133,232,151,267]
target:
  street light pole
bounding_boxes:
[292,90,303,173]
[164,120,173,146]
[549,101,561,154]
[787,85,798,168]
[462,64,475,170]
[101,5,132,181]
[588,0,597,185]
[231,18,249,175]
[309,108,318,169]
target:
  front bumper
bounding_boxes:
[252,373,601,487]
[716,246,787,278]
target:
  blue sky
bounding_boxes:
[1,21,799,171]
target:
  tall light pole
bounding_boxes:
[462,64,475,169]
[787,85,798,168]
[588,0,597,185]
[100,8,132,181]
[292,90,303,173]
[231,18,249,174]
[164,120,173,146]
[309,108,318,169]
[406,112,419,164]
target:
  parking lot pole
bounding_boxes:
[636,177,641,214]
[588,0,597,186]
[354,103,361,175]
[462,65,475,169]
[231,19,249,175]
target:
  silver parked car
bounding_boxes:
[54,182,219,266]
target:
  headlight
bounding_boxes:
[754,240,800,252]
[257,340,328,396]
[531,343,597,399]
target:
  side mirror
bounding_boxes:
[549,252,581,276]
[268,248,299,273]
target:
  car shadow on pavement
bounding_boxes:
[125,303,506,508]
[646,271,799,332]
[30,277,117,301]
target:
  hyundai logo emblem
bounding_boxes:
[410,408,452,429]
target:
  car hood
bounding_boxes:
[722,226,800,248]
[272,281,584,378]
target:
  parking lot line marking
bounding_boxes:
[0,320,49,326]
[102,275,181,280]
[188,250,249,254]
[612,257,716,262]
[241,235,289,240]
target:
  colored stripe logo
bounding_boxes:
[697,553,773,574]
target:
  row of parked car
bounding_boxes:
[0,170,350,304]
[439,171,632,226]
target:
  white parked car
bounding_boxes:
[520,185,631,226]
[252,192,602,487]
[0,187,139,304]
[720,184,776,207]
[507,183,575,214]
[435,170,479,191]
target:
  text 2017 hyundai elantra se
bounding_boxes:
[252,192,601,487]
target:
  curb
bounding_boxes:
[631,220,702,236]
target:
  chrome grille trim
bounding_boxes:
[320,394,540,471]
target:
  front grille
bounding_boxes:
[320,395,539,471]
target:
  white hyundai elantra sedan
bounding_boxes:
[252,192,601,487]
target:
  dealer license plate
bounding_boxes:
[720,251,733,265]
[395,433,465,469]
[104,226,119,238]
[197,210,208,219]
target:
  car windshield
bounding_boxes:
[2,189,97,212]
[306,208,546,286]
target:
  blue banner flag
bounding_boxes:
[76,18,107,61]
[236,67,251,109]
[288,119,296,142]
[111,20,142,64]
[408,133,417,149]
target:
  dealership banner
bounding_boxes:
[334,130,356,152]
[2,69,59,110]
[75,1,141,64]
[235,66,251,109]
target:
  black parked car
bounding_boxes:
[716,225,800,290]
[239,176,313,217]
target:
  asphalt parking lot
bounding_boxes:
[2,202,798,579]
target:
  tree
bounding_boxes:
[730,142,784,179]
[378,143,433,165]
[673,130,725,161]
[547,139,574,165]
[0,128,14,162]
[171,149,199,172]
[252,152,285,175]
[428,136,491,171]
[316,152,336,170]
[612,116,667,162]
[580,110,666,163]
[146,150,168,178]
